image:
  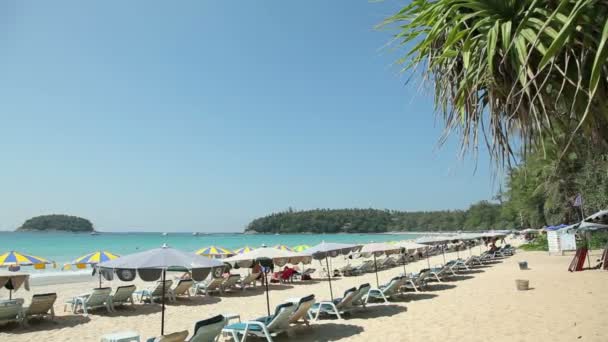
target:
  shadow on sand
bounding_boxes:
[0,315,91,334]
[288,323,364,341]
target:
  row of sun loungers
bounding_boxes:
[0,293,57,326]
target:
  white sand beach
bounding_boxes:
[1,241,607,342]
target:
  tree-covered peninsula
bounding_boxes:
[16,214,94,232]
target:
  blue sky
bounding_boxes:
[0,0,497,232]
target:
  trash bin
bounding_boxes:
[515,279,529,291]
[518,261,528,270]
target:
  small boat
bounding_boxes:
[192,232,199,236]
[90,232,99,236]
[161,232,168,236]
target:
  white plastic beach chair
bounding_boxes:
[194,277,223,296]
[222,302,296,342]
[364,276,404,304]
[136,280,173,304]
[307,287,358,320]
[65,287,112,316]
[170,279,193,300]
[189,314,226,342]
[288,294,315,326]
[350,283,371,310]
[109,285,136,310]
[0,299,24,326]
[23,293,56,323]
[238,272,260,290]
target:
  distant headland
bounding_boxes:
[16,214,94,233]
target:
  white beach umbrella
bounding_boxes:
[302,242,362,301]
[358,243,401,287]
[97,244,224,335]
[0,271,30,300]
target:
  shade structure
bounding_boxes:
[301,242,362,301]
[358,243,401,287]
[272,245,293,252]
[0,271,30,300]
[224,247,311,316]
[395,241,430,253]
[234,246,256,254]
[0,251,52,269]
[292,244,311,252]
[195,246,234,258]
[97,244,225,335]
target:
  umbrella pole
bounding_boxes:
[426,252,431,269]
[99,272,102,288]
[373,254,379,288]
[9,289,12,300]
[161,269,166,336]
[325,257,333,301]
[402,252,407,276]
[442,245,446,265]
[264,271,270,317]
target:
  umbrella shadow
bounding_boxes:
[288,323,364,341]
[0,314,91,334]
[406,293,438,302]
[107,304,162,317]
[348,304,406,319]
[165,295,221,306]
[425,283,457,292]
[445,275,475,282]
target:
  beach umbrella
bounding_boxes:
[358,243,401,287]
[234,246,256,254]
[417,236,454,265]
[69,251,120,287]
[272,245,293,252]
[301,242,362,301]
[0,251,52,270]
[224,247,310,316]
[97,244,224,335]
[292,245,311,253]
[0,271,30,300]
[195,246,234,258]
[395,241,430,273]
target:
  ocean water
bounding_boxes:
[0,231,421,266]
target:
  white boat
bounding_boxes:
[161,232,168,236]
[90,232,99,236]
[192,232,199,236]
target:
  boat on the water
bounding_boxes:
[161,232,168,236]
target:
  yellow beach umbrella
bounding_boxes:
[195,246,234,258]
[292,245,311,252]
[273,245,293,252]
[234,246,255,254]
[0,251,52,270]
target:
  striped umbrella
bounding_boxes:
[0,251,52,269]
[195,246,234,258]
[273,245,293,252]
[234,246,256,254]
[292,245,311,252]
[72,251,120,265]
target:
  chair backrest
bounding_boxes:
[302,268,316,275]
[150,280,173,297]
[112,285,136,302]
[0,300,23,321]
[153,330,189,342]
[241,272,260,284]
[190,314,226,342]
[205,277,223,289]
[221,274,240,288]
[289,294,315,323]
[382,277,402,295]
[172,279,193,295]
[87,287,112,305]
[351,283,370,304]
[26,293,57,315]
[266,302,296,331]
[336,287,357,309]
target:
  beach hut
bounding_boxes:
[301,242,362,301]
[97,244,224,335]
[547,226,578,256]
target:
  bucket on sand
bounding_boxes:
[515,279,529,291]
[518,261,528,270]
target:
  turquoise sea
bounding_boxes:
[0,232,422,265]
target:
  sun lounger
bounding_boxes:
[189,314,226,342]
[136,280,173,304]
[288,294,315,326]
[364,276,404,304]
[170,279,193,300]
[194,278,223,296]
[109,285,136,310]
[350,283,371,310]
[238,272,260,290]
[146,330,189,342]
[222,302,296,342]
[23,293,56,323]
[65,287,112,316]
[338,264,355,276]
[401,270,432,292]
[379,256,397,269]
[307,287,358,320]
[0,299,24,326]
[299,268,316,280]
[352,260,375,275]
[220,274,241,293]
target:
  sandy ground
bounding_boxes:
[1,239,607,342]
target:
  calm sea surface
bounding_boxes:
[0,232,422,265]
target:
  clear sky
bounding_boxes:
[0,0,497,232]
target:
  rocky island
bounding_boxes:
[16,214,94,233]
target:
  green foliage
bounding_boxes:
[17,214,94,232]
[246,202,509,233]
[383,0,608,166]
[519,235,549,251]
[588,231,608,249]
